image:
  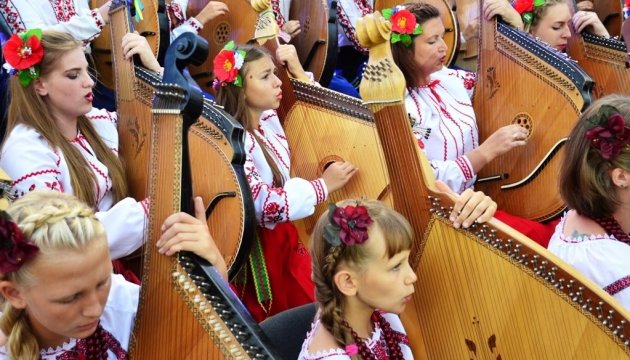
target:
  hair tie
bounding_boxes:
[0,210,39,273]
[585,105,630,160]
[323,203,373,247]
[2,28,44,87]
[345,343,359,356]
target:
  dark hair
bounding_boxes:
[559,94,630,217]
[390,2,442,87]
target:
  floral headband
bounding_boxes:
[212,40,247,89]
[323,203,373,247]
[0,211,39,274]
[382,6,423,47]
[2,28,44,87]
[585,105,630,160]
[513,0,545,25]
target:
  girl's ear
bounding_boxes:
[0,281,27,309]
[333,269,358,297]
[611,168,630,189]
[33,78,48,97]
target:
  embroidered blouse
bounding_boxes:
[245,110,328,229]
[271,0,291,27]
[167,0,204,41]
[404,66,478,194]
[548,210,630,312]
[0,0,105,46]
[298,312,413,359]
[336,0,373,51]
[0,274,139,360]
[0,108,149,259]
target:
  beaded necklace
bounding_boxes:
[341,311,406,360]
[55,324,128,360]
[590,216,630,245]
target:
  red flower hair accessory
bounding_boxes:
[382,6,423,47]
[0,211,39,274]
[212,40,247,89]
[585,105,630,160]
[2,28,44,87]
[513,0,545,25]
[323,203,373,247]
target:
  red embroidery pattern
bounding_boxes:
[337,0,372,54]
[604,276,630,295]
[14,169,62,187]
[0,0,25,32]
[455,157,474,181]
[85,9,105,45]
[186,17,202,32]
[166,2,185,31]
[310,179,326,204]
[49,0,77,23]
[271,0,286,27]
[140,197,150,216]
[89,160,110,204]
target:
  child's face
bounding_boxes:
[354,226,417,314]
[11,238,112,347]
[243,55,283,113]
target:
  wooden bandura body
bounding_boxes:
[357,12,630,359]
[567,31,630,98]
[288,0,337,85]
[187,0,257,93]
[374,0,459,66]
[110,0,254,276]
[251,0,391,239]
[592,0,623,37]
[473,16,593,221]
[130,33,279,359]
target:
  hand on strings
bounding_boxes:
[436,180,497,229]
[97,1,112,24]
[276,44,309,81]
[194,1,229,25]
[156,196,228,281]
[483,0,523,30]
[573,10,610,38]
[121,32,162,74]
[282,20,302,39]
[322,161,359,193]
[478,124,528,161]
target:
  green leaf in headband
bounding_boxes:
[382,8,393,20]
[233,74,243,88]
[391,32,401,44]
[21,28,42,42]
[18,66,40,87]
[413,24,423,36]
[522,12,533,24]
[401,34,412,47]
[224,40,235,51]
[534,0,544,7]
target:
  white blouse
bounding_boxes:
[336,0,374,50]
[0,108,148,259]
[548,210,630,312]
[246,110,328,229]
[404,66,478,194]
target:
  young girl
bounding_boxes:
[0,29,162,261]
[213,42,358,321]
[299,199,416,359]
[548,94,630,311]
[0,190,226,359]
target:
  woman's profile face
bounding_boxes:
[34,46,95,124]
[412,17,448,84]
[243,55,283,113]
[530,3,572,51]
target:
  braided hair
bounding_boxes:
[0,190,106,360]
[310,199,413,359]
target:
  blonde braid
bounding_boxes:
[0,191,105,359]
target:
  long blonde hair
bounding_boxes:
[0,190,106,360]
[4,30,127,207]
[310,199,413,358]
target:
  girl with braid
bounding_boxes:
[548,95,630,312]
[213,42,358,321]
[0,190,226,359]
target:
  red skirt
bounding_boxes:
[494,210,560,248]
[234,221,315,322]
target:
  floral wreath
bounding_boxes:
[323,203,373,247]
[513,0,546,25]
[382,6,423,47]
[212,40,247,89]
[2,28,44,87]
[0,211,39,274]
[585,105,630,160]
